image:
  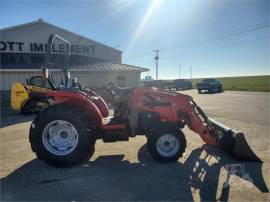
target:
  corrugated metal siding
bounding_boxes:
[0,21,146,91]
[0,70,141,91]
[0,71,41,91]
[70,61,148,72]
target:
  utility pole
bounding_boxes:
[153,49,160,80]
[179,64,181,79]
[190,64,192,79]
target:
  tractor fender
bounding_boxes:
[83,91,109,118]
[48,91,103,129]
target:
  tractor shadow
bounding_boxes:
[0,106,35,128]
[0,144,268,201]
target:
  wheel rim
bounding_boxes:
[42,120,79,156]
[156,133,180,157]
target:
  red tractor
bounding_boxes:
[29,35,261,167]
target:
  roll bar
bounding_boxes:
[44,34,71,89]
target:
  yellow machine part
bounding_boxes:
[11,82,29,110]
[29,85,51,93]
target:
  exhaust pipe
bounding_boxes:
[208,118,262,162]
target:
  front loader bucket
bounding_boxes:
[208,118,262,162]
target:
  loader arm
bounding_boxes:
[132,88,217,145]
[132,88,261,162]
[174,94,217,146]
[174,93,262,162]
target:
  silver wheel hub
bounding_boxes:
[42,120,78,156]
[156,133,180,157]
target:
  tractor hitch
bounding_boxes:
[208,118,262,162]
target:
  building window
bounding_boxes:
[78,75,89,88]
[117,76,126,87]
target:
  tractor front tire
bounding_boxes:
[147,125,186,163]
[29,103,95,167]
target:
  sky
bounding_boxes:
[1,0,269,79]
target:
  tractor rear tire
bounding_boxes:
[29,103,96,167]
[147,125,186,163]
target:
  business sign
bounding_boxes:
[0,41,96,55]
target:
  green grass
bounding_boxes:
[189,75,270,92]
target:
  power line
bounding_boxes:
[125,22,269,78]
[208,21,269,39]
[214,24,270,40]
[163,22,270,51]
[131,34,269,63]
[127,22,269,60]
[190,35,269,60]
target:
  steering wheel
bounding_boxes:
[103,82,116,97]
[83,82,116,98]
[71,78,82,90]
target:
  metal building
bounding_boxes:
[0,19,148,91]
